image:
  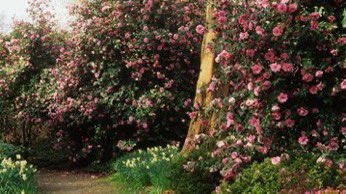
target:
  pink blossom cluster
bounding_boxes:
[41,0,204,160]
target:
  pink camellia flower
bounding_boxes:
[330,49,337,56]
[217,141,225,148]
[337,37,346,45]
[271,156,281,165]
[310,20,319,30]
[143,26,149,32]
[272,26,283,37]
[327,15,336,23]
[226,112,234,128]
[325,159,333,168]
[315,70,323,78]
[207,82,215,92]
[101,5,110,12]
[278,92,288,103]
[258,146,268,154]
[231,152,238,159]
[309,12,320,20]
[128,116,135,123]
[263,72,270,79]
[280,53,289,60]
[239,32,249,40]
[311,130,318,137]
[270,63,281,73]
[143,37,149,43]
[272,111,282,120]
[255,26,265,36]
[235,123,243,132]
[265,50,276,62]
[195,25,205,34]
[246,49,255,57]
[247,82,254,91]
[316,82,324,90]
[249,116,261,134]
[309,86,318,94]
[341,79,346,90]
[285,118,295,128]
[189,111,197,119]
[245,99,254,106]
[254,87,260,96]
[247,134,256,143]
[302,73,313,82]
[218,50,232,60]
[263,81,272,90]
[288,3,297,13]
[298,135,309,145]
[277,3,287,13]
[297,107,309,116]
[251,64,262,74]
[222,157,229,164]
[271,104,280,112]
[282,63,292,72]
[173,34,179,40]
[217,16,227,24]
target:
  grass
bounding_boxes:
[104,174,164,194]
[111,145,179,193]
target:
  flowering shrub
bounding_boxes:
[219,154,345,193]
[186,0,345,184]
[113,145,179,191]
[44,0,203,161]
[0,155,36,194]
[0,0,66,144]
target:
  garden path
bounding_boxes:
[36,169,118,194]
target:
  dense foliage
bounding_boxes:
[1,0,203,162]
[0,0,66,145]
[185,0,345,185]
[44,0,203,162]
[0,141,23,160]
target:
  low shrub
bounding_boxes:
[0,141,24,160]
[168,138,220,194]
[168,156,219,194]
[0,155,36,194]
[113,145,179,192]
[219,154,345,194]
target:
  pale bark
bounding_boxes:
[181,0,216,155]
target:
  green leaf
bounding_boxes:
[342,8,346,28]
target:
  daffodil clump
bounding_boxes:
[113,144,179,191]
[0,155,36,194]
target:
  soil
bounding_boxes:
[36,169,118,194]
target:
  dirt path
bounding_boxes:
[37,170,118,194]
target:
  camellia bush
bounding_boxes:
[184,0,346,189]
[44,0,204,162]
[0,0,66,144]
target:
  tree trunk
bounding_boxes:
[181,0,216,156]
